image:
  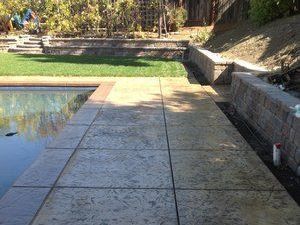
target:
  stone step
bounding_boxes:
[19,34,31,39]
[0,45,9,51]
[0,39,18,46]
[24,41,42,45]
[17,44,43,48]
[0,42,17,45]
[0,38,18,43]
[8,47,44,54]
[29,38,42,42]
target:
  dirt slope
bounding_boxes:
[204,15,300,70]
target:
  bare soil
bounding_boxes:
[204,15,300,70]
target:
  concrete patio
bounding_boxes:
[0,77,299,225]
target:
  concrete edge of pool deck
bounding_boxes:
[0,76,120,87]
[0,79,116,225]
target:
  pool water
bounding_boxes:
[0,87,93,198]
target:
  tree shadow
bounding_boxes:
[13,54,178,67]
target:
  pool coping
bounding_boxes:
[0,76,119,87]
[0,80,115,225]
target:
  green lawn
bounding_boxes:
[0,53,187,77]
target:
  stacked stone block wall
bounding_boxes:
[44,38,190,60]
[48,38,189,48]
[0,38,17,52]
[188,45,233,84]
[231,72,300,175]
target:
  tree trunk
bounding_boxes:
[158,0,162,38]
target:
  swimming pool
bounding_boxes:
[0,87,93,198]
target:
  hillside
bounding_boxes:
[204,15,300,70]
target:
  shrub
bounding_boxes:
[0,0,24,32]
[116,0,141,37]
[250,0,296,25]
[166,5,187,32]
[1,0,188,37]
[191,28,214,45]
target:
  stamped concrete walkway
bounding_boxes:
[0,77,299,225]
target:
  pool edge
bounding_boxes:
[0,82,115,225]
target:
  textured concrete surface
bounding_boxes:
[172,150,284,190]
[1,77,299,225]
[46,125,89,149]
[13,148,74,187]
[0,187,50,225]
[94,108,164,126]
[79,125,168,150]
[57,149,172,188]
[176,190,300,225]
[167,125,252,150]
[32,188,177,225]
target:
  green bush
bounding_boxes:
[1,0,188,37]
[250,0,295,25]
[166,6,187,32]
[191,28,214,45]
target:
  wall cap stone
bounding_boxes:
[50,37,190,43]
[44,46,187,51]
[234,60,269,74]
[189,45,232,64]
[232,72,300,106]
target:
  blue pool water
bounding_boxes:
[0,87,93,198]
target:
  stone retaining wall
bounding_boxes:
[188,46,270,85]
[44,38,189,60]
[48,38,189,48]
[44,46,187,59]
[188,45,233,84]
[0,38,17,52]
[231,72,300,175]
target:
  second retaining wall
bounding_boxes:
[188,45,233,84]
[231,72,300,175]
[188,45,269,84]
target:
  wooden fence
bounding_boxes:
[184,0,300,26]
[183,0,250,26]
[215,0,250,25]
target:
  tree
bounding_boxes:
[250,0,297,25]
[0,0,25,32]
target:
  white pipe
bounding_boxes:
[273,143,282,167]
[290,104,300,118]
